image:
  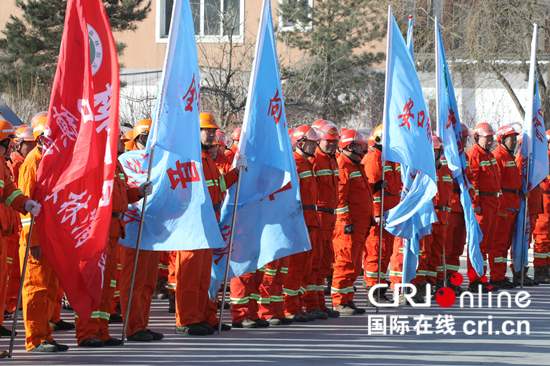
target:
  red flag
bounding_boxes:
[34,0,119,323]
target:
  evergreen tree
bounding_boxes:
[0,0,151,92]
[278,0,385,122]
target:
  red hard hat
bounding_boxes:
[461,123,470,137]
[316,123,340,141]
[339,129,363,149]
[292,125,319,142]
[312,119,328,129]
[231,127,242,141]
[496,125,519,143]
[473,122,496,139]
[216,130,228,146]
[288,128,293,136]
[432,135,444,149]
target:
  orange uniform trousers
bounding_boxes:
[258,257,289,320]
[175,249,218,327]
[446,211,466,276]
[489,211,517,282]
[533,213,550,267]
[19,244,59,350]
[283,230,315,316]
[331,223,368,306]
[467,204,498,285]
[50,285,64,324]
[167,250,177,293]
[230,269,264,323]
[412,233,432,284]
[75,237,119,345]
[120,246,160,337]
[426,223,447,282]
[364,226,394,286]
[0,236,8,327]
[389,237,404,288]
[110,246,122,315]
[305,227,333,311]
[5,234,21,314]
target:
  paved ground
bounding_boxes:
[1,263,549,365]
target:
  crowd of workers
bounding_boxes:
[0,111,549,354]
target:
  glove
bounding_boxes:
[344,224,354,235]
[236,154,247,170]
[139,181,153,196]
[373,179,388,193]
[24,200,41,217]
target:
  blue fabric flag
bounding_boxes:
[209,0,311,299]
[512,24,549,269]
[119,0,224,251]
[435,22,484,276]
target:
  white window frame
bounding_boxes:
[277,0,313,32]
[156,0,244,44]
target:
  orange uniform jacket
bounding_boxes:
[8,151,25,187]
[294,152,320,228]
[312,148,339,228]
[202,150,238,215]
[467,143,500,210]
[0,157,28,236]
[541,177,550,214]
[110,160,143,238]
[515,152,544,215]
[362,148,401,217]
[450,155,475,213]
[335,153,374,226]
[493,145,522,214]
[215,152,233,174]
[18,147,42,247]
[433,158,454,225]
[225,145,238,163]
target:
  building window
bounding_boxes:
[158,0,243,42]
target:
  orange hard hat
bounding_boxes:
[372,125,383,145]
[33,115,48,141]
[0,120,16,142]
[121,130,135,150]
[16,126,34,142]
[200,112,220,129]
[546,129,550,141]
[30,112,47,129]
[133,119,152,140]
[316,123,340,141]
[461,123,470,138]
[216,130,228,146]
[232,127,242,141]
[496,124,519,143]
[432,135,444,149]
[473,122,495,139]
[339,129,363,149]
[292,125,319,142]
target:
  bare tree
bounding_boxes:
[0,70,51,124]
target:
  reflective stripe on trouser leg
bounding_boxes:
[283,234,314,317]
[317,228,334,310]
[364,225,393,287]
[412,234,432,285]
[467,204,497,285]
[447,211,466,274]
[488,212,516,282]
[426,223,447,283]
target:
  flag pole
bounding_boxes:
[520,159,530,289]
[8,218,35,358]
[217,167,243,334]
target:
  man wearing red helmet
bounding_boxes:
[488,125,522,289]
[466,122,500,292]
[282,125,320,322]
[533,129,550,284]
[332,129,378,315]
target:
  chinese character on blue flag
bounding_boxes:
[119,0,225,251]
[512,24,549,269]
[209,0,311,299]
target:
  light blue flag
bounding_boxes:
[435,21,484,276]
[209,0,311,299]
[119,0,224,251]
[512,24,549,269]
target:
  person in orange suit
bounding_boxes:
[17,116,64,352]
[119,119,163,342]
[175,113,245,336]
[49,286,74,331]
[332,129,377,314]
[466,122,500,292]
[282,126,319,323]
[211,136,232,174]
[488,125,521,289]
[75,129,152,347]
[225,127,241,162]
[363,125,401,304]
[533,130,550,284]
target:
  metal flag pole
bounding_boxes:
[121,143,157,345]
[8,218,35,358]
[217,167,243,334]
[376,168,386,315]
[520,158,530,289]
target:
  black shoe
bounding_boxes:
[253,318,270,328]
[0,325,16,337]
[490,278,515,289]
[322,308,340,318]
[175,323,208,336]
[29,341,57,352]
[109,313,123,324]
[285,313,308,322]
[79,337,104,347]
[304,312,315,322]
[232,318,258,328]
[0,350,7,358]
[278,317,294,325]
[51,341,69,352]
[333,304,356,315]
[216,301,231,310]
[49,322,59,331]
[267,318,282,325]
[212,322,232,331]
[55,320,75,331]
[146,329,164,340]
[103,338,122,346]
[311,308,328,319]
[3,311,14,321]
[127,330,153,341]
[198,322,215,335]
[347,301,366,314]
[469,281,498,293]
